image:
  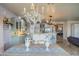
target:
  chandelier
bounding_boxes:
[20,3,56,25]
[46,3,56,25]
[23,3,42,24]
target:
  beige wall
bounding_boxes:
[0,5,17,52]
[63,20,79,39]
[66,20,79,37]
[0,17,4,53]
[55,20,79,39]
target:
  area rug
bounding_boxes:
[3,44,70,56]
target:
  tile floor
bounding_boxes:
[58,40,79,56]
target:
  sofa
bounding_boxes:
[67,36,79,47]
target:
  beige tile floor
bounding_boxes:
[58,41,79,56]
[57,37,79,56]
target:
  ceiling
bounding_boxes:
[1,3,79,20]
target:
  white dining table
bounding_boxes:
[32,33,53,44]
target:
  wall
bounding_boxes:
[61,20,79,39]
[0,17,4,53]
[55,20,79,40]
[72,24,79,37]
[66,20,79,37]
[0,5,17,18]
[0,5,17,52]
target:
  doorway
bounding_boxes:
[55,24,63,42]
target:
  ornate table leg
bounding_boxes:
[25,39,30,52]
[45,41,50,51]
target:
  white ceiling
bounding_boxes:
[1,3,79,20]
